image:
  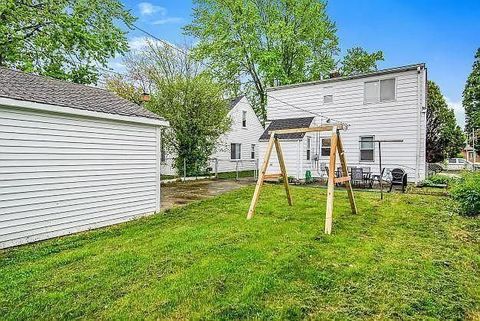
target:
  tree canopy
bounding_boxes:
[107,42,231,175]
[426,81,465,163]
[0,0,134,84]
[185,0,383,121]
[464,48,480,148]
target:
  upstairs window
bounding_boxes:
[323,95,333,104]
[364,78,396,103]
[231,143,241,160]
[306,137,311,160]
[321,138,331,156]
[242,111,247,127]
[360,136,375,162]
[251,144,256,159]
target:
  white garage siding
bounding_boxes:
[262,65,427,183]
[0,106,161,248]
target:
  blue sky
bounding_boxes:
[118,0,480,127]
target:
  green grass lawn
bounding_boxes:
[1,186,479,320]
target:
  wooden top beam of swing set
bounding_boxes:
[268,123,348,135]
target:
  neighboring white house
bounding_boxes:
[161,96,264,176]
[259,64,427,183]
[0,68,169,249]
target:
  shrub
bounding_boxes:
[450,172,480,217]
[422,174,459,187]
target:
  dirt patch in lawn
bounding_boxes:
[161,179,253,210]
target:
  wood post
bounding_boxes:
[325,126,338,234]
[337,130,357,215]
[274,137,292,206]
[247,134,276,219]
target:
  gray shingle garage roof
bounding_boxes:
[0,67,163,120]
[259,117,314,141]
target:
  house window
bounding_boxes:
[251,144,256,159]
[323,95,333,104]
[242,111,247,127]
[306,137,311,160]
[360,136,375,162]
[364,78,396,103]
[231,143,241,160]
[321,138,331,156]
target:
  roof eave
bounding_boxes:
[0,97,169,127]
[267,63,426,92]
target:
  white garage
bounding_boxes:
[0,68,168,249]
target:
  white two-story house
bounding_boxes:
[161,96,264,176]
[258,64,427,183]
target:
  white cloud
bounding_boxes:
[446,97,465,129]
[137,2,183,25]
[138,2,166,16]
[128,36,155,51]
[153,17,184,25]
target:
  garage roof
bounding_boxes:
[0,67,163,120]
[259,117,314,141]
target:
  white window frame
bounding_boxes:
[251,144,256,159]
[242,110,247,128]
[359,135,375,162]
[364,78,396,104]
[321,138,331,157]
[231,143,242,160]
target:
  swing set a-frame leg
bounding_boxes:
[247,133,292,219]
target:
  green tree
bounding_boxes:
[0,0,135,84]
[340,47,384,76]
[463,48,480,150]
[426,81,465,163]
[107,42,231,176]
[185,0,382,122]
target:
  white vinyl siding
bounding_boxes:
[0,106,160,249]
[265,67,427,182]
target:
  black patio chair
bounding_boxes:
[351,167,364,188]
[389,168,407,192]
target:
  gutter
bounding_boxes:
[0,97,169,127]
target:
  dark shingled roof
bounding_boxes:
[259,117,314,141]
[229,95,244,110]
[0,67,163,120]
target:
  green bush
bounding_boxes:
[422,174,459,187]
[451,172,480,217]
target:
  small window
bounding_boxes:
[323,95,333,104]
[360,136,375,162]
[306,137,311,160]
[242,111,247,127]
[364,78,396,103]
[321,138,331,156]
[231,143,241,159]
[251,144,256,159]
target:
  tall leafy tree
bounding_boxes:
[107,42,231,175]
[0,0,134,84]
[426,81,465,163]
[340,47,384,75]
[463,48,480,149]
[185,0,383,122]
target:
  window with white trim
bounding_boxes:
[360,136,375,162]
[306,137,311,160]
[364,78,396,103]
[231,143,241,160]
[251,144,256,159]
[323,94,333,104]
[321,138,331,156]
[242,111,247,127]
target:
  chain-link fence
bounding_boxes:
[161,157,258,181]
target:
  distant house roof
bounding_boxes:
[259,117,314,141]
[0,67,163,120]
[229,95,244,110]
[267,63,426,92]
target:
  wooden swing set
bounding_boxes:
[247,124,357,234]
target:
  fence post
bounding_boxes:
[236,161,239,181]
[255,159,259,180]
[215,158,218,179]
[183,158,186,182]
[195,161,198,180]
